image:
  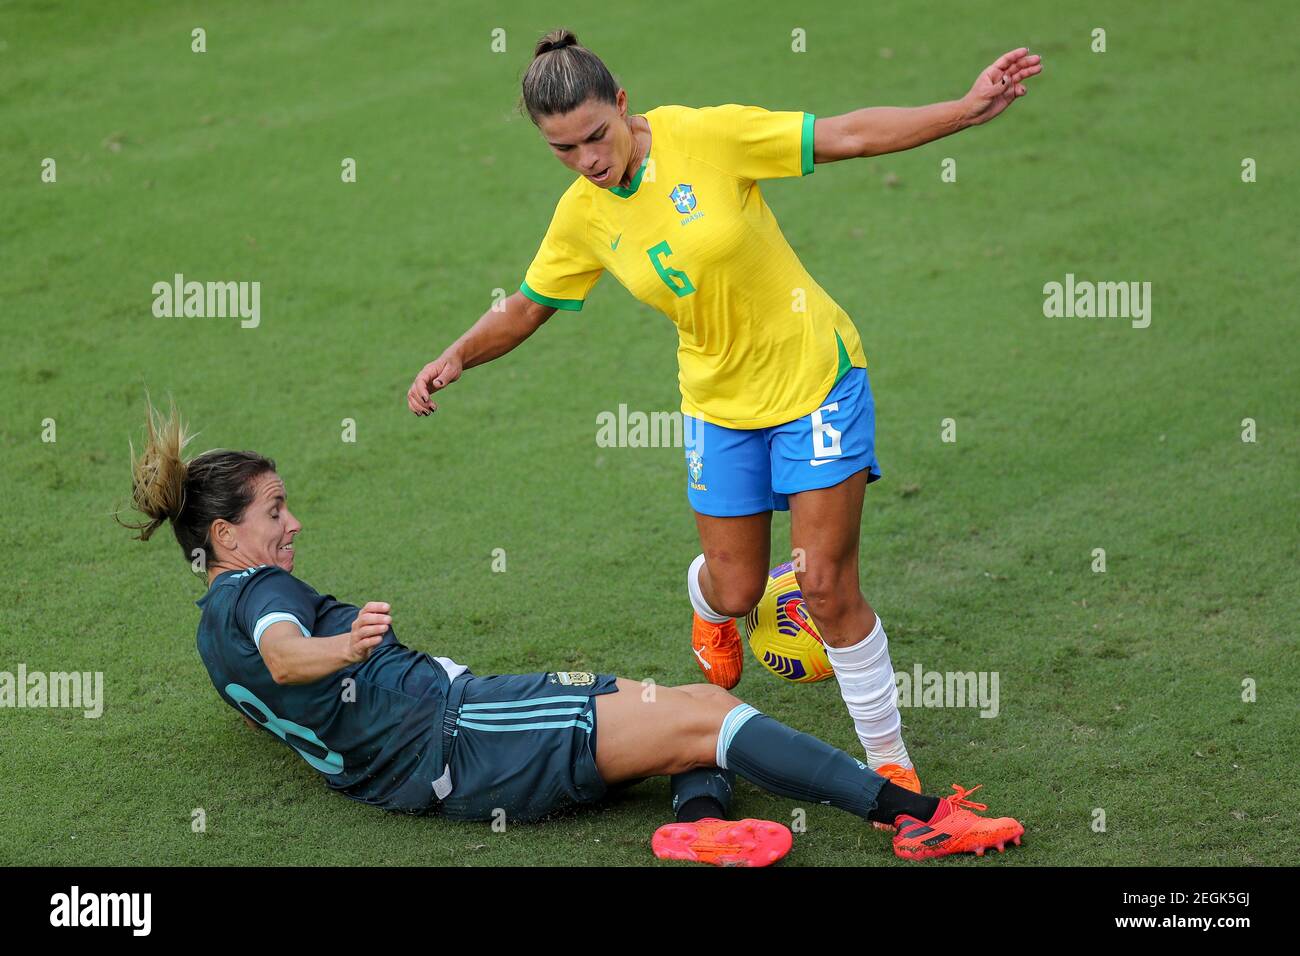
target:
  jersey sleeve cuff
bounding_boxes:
[801,112,816,176]
[520,281,585,312]
[252,612,310,650]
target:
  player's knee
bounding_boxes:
[674,682,735,703]
[709,572,766,619]
[710,683,740,703]
[699,682,741,709]
[796,566,861,624]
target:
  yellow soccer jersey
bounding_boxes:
[520,103,867,429]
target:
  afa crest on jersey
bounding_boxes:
[549,671,596,686]
[669,184,697,214]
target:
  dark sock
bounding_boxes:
[676,796,727,823]
[721,706,939,827]
[671,767,735,823]
[722,708,885,818]
[867,781,941,827]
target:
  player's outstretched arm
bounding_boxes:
[408,292,557,416]
[812,47,1042,163]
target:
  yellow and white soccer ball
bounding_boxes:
[743,563,833,683]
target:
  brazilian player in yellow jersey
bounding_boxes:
[408,29,1042,807]
[517,99,864,430]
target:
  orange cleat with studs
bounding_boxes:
[892,784,1024,860]
[653,818,792,867]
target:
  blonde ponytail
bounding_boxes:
[119,396,193,541]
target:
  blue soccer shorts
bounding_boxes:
[683,367,882,517]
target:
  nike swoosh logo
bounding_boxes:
[611,234,622,250]
[783,599,824,644]
[692,645,712,669]
[809,458,837,466]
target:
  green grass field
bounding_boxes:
[3,0,1296,867]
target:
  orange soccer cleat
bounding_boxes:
[653,818,792,867]
[871,762,922,832]
[691,613,743,689]
[892,784,1025,861]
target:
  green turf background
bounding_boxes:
[2,0,1296,866]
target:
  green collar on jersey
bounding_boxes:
[609,154,649,198]
[609,121,652,198]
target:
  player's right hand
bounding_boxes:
[408,353,464,416]
[348,601,391,662]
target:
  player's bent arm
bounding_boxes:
[257,623,352,685]
[257,602,389,685]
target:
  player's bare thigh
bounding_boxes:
[593,679,739,784]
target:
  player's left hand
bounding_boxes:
[961,48,1042,126]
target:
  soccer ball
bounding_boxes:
[743,562,833,683]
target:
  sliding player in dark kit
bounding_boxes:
[120,401,1024,865]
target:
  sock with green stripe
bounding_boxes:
[671,767,735,823]
[715,703,938,826]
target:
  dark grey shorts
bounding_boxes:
[434,671,620,822]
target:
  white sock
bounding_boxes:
[824,615,911,769]
[687,553,730,623]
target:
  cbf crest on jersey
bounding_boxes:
[687,448,706,490]
[687,449,704,483]
[670,184,697,214]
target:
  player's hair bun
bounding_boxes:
[534,28,578,58]
[520,29,616,124]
